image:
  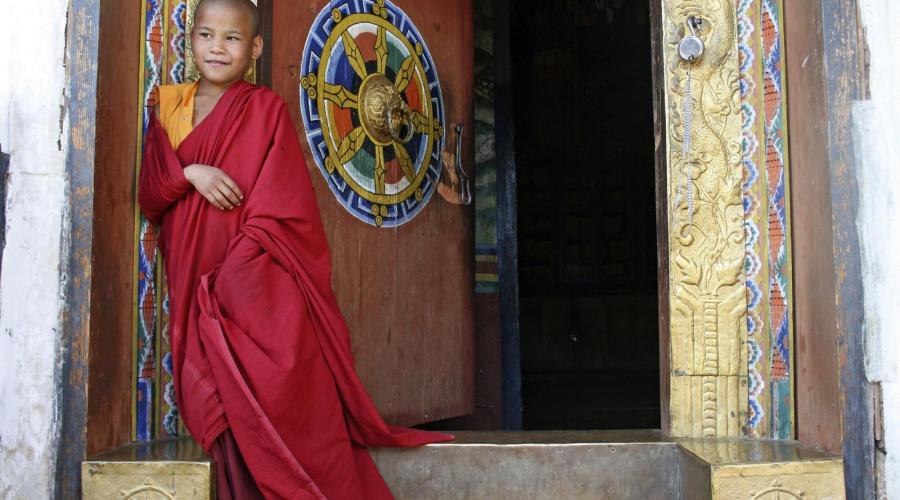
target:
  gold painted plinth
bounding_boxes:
[679,438,846,499]
[82,439,213,500]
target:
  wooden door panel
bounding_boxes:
[272,0,474,425]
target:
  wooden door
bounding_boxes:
[270,0,475,425]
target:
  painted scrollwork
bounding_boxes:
[662,0,748,437]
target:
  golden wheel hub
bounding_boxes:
[358,73,414,146]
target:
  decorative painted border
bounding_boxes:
[157,0,188,440]
[134,0,188,442]
[738,0,765,439]
[761,0,793,440]
[133,0,165,442]
[738,0,794,439]
[473,14,498,295]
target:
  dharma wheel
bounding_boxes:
[299,0,445,227]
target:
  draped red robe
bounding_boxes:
[138,80,453,499]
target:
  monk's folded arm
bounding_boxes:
[138,118,195,222]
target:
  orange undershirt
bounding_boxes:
[157,81,199,150]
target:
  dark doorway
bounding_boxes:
[511,0,660,430]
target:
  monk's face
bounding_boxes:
[191,2,262,87]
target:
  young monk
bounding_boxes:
[138,0,453,498]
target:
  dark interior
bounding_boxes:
[511,0,660,430]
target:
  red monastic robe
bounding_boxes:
[138,80,453,499]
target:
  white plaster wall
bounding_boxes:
[856,1,900,497]
[0,1,70,499]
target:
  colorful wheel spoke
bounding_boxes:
[393,143,416,182]
[341,31,368,79]
[375,146,387,194]
[375,27,389,75]
[336,127,367,164]
[322,83,359,109]
[411,111,431,133]
[394,55,415,92]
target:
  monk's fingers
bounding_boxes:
[205,193,225,211]
[212,187,237,210]
[219,175,243,200]
[207,190,231,210]
[215,181,242,207]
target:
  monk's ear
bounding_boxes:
[251,35,263,61]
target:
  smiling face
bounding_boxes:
[191,1,262,89]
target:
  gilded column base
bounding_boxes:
[82,439,213,500]
[670,375,748,438]
[680,438,846,499]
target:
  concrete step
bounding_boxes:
[82,431,845,499]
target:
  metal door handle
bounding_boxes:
[359,74,416,145]
[453,124,472,205]
[387,107,415,144]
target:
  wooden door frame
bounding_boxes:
[493,0,664,433]
[492,0,524,431]
[489,0,674,433]
[648,0,672,435]
[56,0,144,496]
[783,0,874,496]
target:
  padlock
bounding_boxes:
[678,17,705,63]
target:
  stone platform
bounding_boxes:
[82,431,845,499]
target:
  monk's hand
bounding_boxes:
[183,164,244,210]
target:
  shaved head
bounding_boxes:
[196,0,260,36]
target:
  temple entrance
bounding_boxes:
[511,0,660,430]
[69,0,855,497]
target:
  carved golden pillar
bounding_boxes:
[659,0,748,437]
